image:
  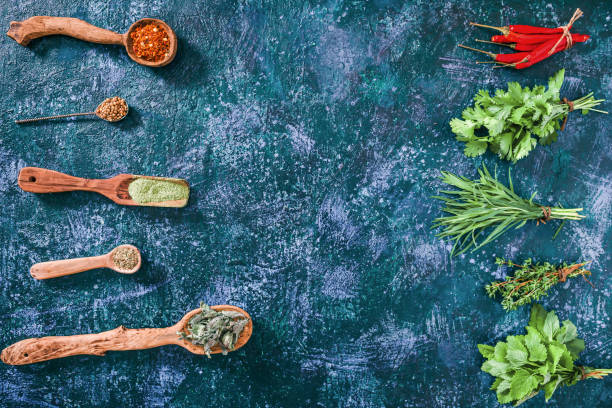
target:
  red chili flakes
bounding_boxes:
[130,23,170,62]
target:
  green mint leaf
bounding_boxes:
[544,375,564,401]
[525,330,547,362]
[478,344,495,359]
[542,311,561,341]
[482,359,509,376]
[529,304,547,334]
[564,338,585,359]
[509,369,539,401]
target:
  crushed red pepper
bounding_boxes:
[129,23,170,62]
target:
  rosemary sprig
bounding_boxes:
[432,165,585,256]
[486,258,593,311]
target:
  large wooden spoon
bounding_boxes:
[7,16,177,67]
[1,305,253,365]
[18,167,189,208]
[30,244,141,280]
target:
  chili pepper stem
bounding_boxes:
[470,22,509,35]
[457,44,495,58]
[475,39,515,49]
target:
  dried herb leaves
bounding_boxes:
[179,303,249,358]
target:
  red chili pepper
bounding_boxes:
[492,32,589,44]
[508,25,565,34]
[457,44,530,63]
[513,37,568,69]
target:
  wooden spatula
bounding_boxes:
[1,305,252,365]
[18,167,189,207]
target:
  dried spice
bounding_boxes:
[486,258,593,311]
[179,303,249,358]
[95,97,128,122]
[129,23,170,62]
[112,246,139,271]
[127,178,189,204]
[479,304,611,405]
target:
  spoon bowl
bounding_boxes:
[124,18,177,67]
[175,305,253,355]
[106,244,142,274]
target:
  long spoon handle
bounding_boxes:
[7,16,124,46]
[1,326,179,365]
[18,167,110,194]
[30,255,108,280]
[15,111,95,124]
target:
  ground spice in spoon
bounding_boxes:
[130,23,170,62]
[112,246,139,271]
[127,178,189,204]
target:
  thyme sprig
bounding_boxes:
[433,165,585,256]
[486,258,593,311]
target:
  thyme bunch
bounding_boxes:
[432,165,585,256]
[486,258,593,311]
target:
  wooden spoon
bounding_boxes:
[1,305,253,365]
[30,244,141,280]
[18,167,189,208]
[7,16,177,67]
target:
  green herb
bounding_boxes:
[478,304,611,406]
[432,165,585,256]
[178,302,249,358]
[450,69,607,162]
[486,258,593,311]
[127,177,189,204]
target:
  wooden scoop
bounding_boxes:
[30,244,141,280]
[18,167,189,208]
[1,305,253,365]
[7,16,177,67]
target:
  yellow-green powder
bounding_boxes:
[128,178,189,204]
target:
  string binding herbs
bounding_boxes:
[432,164,584,256]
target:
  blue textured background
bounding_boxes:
[0,1,610,407]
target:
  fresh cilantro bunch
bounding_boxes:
[450,69,606,162]
[478,304,611,406]
[486,258,592,311]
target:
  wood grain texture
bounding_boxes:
[7,16,177,67]
[1,305,252,365]
[18,167,189,207]
[30,254,109,279]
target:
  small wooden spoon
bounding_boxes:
[1,305,253,365]
[7,16,177,67]
[18,167,189,208]
[30,244,141,280]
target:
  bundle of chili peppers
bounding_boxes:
[458,9,589,69]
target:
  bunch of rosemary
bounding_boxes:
[179,302,249,358]
[479,304,611,405]
[433,165,585,256]
[486,258,593,311]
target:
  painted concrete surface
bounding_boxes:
[0,1,610,406]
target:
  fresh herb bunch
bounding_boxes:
[487,258,593,311]
[450,69,607,162]
[433,165,585,256]
[478,304,611,406]
[178,302,249,358]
